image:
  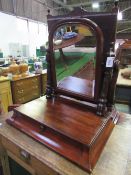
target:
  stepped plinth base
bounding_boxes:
[6,97,119,173]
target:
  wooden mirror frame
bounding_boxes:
[47,18,104,103]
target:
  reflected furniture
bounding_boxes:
[6,8,119,173]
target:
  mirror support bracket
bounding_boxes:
[97,66,113,116]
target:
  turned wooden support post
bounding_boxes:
[97,50,115,116]
[46,49,53,99]
[97,69,112,116]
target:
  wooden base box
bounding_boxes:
[6,97,119,173]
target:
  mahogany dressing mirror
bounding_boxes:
[6,8,120,173]
[47,18,104,104]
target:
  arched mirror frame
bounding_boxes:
[47,18,104,103]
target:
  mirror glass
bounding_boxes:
[53,23,96,99]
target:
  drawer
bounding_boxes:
[2,137,58,175]
[12,76,40,90]
[14,81,24,88]
[14,97,26,104]
[32,84,39,90]
[14,85,40,98]
[11,76,41,103]
[31,77,40,83]
[2,137,31,165]
[14,90,40,104]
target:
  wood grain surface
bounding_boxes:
[6,97,119,172]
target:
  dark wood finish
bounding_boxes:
[11,75,41,104]
[6,97,119,173]
[46,8,119,115]
[107,59,119,108]
[6,8,120,174]
[47,18,104,103]
[47,8,117,53]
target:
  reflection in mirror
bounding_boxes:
[53,24,96,99]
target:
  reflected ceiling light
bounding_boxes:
[117,11,123,20]
[92,2,99,9]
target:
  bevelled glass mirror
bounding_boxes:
[48,18,104,103]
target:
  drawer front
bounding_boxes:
[2,137,58,175]
[13,85,40,98]
[13,77,40,90]
[2,137,31,164]
[13,90,40,104]
[12,76,41,103]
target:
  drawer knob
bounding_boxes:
[20,149,30,162]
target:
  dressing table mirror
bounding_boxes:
[46,8,119,115]
[51,21,99,101]
[7,8,120,173]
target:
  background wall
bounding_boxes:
[0,12,48,57]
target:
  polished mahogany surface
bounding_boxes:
[7,97,119,172]
[6,8,119,173]
[13,97,109,146]
[57,76,94,99]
